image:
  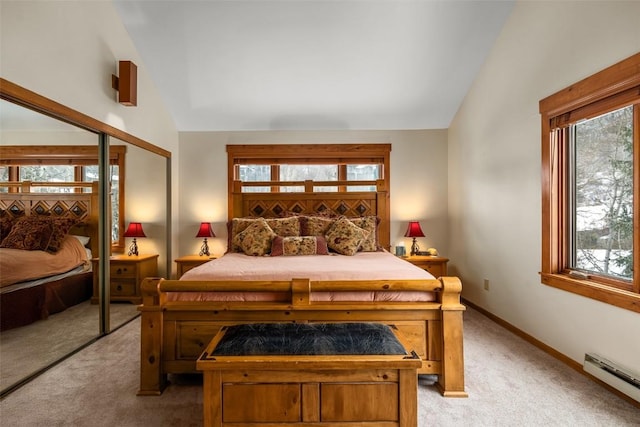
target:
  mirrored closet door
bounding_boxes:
[0,81,171,397]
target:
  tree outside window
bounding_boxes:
[572,106,633,280]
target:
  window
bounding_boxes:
[19,165,75,192]
[228,144,389,195]
[84,165,120,242]
[540,52,640,312]
[571,106,633,280]
[0,145,127,250]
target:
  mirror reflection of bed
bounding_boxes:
[0,96,169,396]
[0,103,103,394]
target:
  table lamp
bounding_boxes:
[404,221,425,256]
[196,222,215,256]
[123,222,146,256]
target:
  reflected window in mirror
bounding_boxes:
[0,146,126,250]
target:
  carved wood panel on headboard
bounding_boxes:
[0,181,100,255]
[230,180,390,250]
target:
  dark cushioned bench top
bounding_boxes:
[211,323,407,356]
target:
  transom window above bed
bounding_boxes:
[228,144,389,194]
[239,164,381,193]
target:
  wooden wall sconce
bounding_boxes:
[112,61,137,106]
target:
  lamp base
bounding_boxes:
[410,238,420,256]
[199,238,210,257]
[128,238,139,256]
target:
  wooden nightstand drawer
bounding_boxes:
[404,256,448,278]
[423,263,444,278]
[111,280,136,296]
[110,263,137,278]
[92,254,159,304]
[175,255,217,279]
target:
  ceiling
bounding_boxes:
[113,1,514,131]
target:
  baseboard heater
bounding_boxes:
[583,353,640,402]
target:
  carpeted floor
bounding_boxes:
[0,301,139,393]
[0,306,637,426]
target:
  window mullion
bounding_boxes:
[567,126,577,271]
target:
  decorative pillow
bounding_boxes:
[271,235,330,256]
[234,219,277,256]
[228,216,300,253]
[0,216,54,251]
[0,215,15,240]
[70,234,91,246]
[46,217,79,252]
[348,216,380,252]
[325,217,370,256]
[265,217,300,238]
[227,218,256,252]
[300,215,334,237]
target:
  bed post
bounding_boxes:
[137,278,166,396]
[437,276,467,397]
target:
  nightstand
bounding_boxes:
[175,255,217,278]
[91,254,159,304]
[404,255,448,278]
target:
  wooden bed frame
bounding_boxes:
[138,180,467,397]
[0,181,100,330]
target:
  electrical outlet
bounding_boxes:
[483,279,490,291]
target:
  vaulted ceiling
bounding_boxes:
[114,1,514,131]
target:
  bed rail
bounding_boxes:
[138,276,466,397]
[140,277,462,309]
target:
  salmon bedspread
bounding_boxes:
[170,251,437,302]
[0,236,89,288]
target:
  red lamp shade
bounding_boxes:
[404,221,425,238]
[196,222,215,238]
[196,222,215,256]
[123,222,146,238]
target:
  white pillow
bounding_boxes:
[70,234,91,246]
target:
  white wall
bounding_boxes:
[449,1,640,371]
[178,130,448,259]
[1,1,179,276]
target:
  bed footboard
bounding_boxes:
[138,276,466,397]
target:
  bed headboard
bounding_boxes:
[0,181,100,256]
[230,179,390,250]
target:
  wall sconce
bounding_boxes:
[123,222,146,256]
[404,221,425,256]
[111,60,137,106]
[196,222,216,256]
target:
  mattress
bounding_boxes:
[169,251,437,302]
[0,235,91,289]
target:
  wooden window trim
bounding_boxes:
[539,52,640,313]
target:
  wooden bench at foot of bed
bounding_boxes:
[197,323,422,427]
[138,276,467,398]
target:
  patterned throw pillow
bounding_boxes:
[0,216,54,251]
[0,215,16,240]
[325,217,370,256]
[300,215,334,237]
[229,217,300,253]
[47,217,79,252]
[348,216,380,252]
[270,235,330,256]
[265,217,300,238]
[234,219,277,256]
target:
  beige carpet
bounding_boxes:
[0,301,139,394]
[0,306,638,426]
